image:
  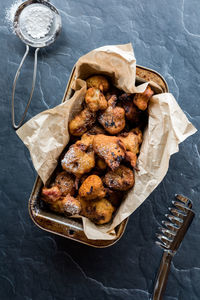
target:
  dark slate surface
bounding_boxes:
[1,0,200,299]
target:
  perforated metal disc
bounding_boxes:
[13,0,62,48]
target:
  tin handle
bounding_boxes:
[152,251,173,300]
[11,45,39,130]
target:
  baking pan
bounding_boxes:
[28,65,168,248]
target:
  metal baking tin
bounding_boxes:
[28,65,168,248]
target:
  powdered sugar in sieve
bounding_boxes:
[19,4,54,39]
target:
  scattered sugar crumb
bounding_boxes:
[5,0,23,33]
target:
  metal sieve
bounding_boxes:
[11,0,62,129]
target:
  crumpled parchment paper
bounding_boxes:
[16,43,197,240]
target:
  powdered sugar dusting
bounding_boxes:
[61,145,95,177]
[20,4,53,39]
[5,0,23,33]
[64,196,81,215]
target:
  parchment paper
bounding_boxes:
[16,43,197,240]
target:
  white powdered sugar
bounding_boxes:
[20,4,53,39]
[5,0,23,32]
[64,199,81,215]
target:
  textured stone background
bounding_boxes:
[1,0,200,299]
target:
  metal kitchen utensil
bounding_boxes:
[153,194,195,300]
[11,0,62,129]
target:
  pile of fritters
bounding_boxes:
[41,75,154,225]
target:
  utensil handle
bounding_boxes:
[12,45,40,130]
[153,251,173,300]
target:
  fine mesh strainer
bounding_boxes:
[11,0,62,129]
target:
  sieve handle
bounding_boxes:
[11,45,39,130]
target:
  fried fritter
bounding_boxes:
[125,151,138,168]
[104,165,135,191]
[41,186,62,203]
[79,175,106,200]
[96,157,107,170]
[75,133,94,150]
[98,95,125,134]
[119,128,142,168]
[50,194,81,215]
[87,124,106,135]
[61,144,95,177]
[133,86,154,111]
[69,108,96,136]
[85,88,107,112]
[119,128,142,153]
[86,75,110,93]
[79,197,114,225]
[79,169,103,185]
[119,93,143,124]
[107,94,118,106]
[54,171,75,196]
[93,134,125,170]
[106,188,123,207]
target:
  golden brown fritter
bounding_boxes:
[104,165,135,191]
[119,128,142,154]
[86,75,110,93]
[50,194,81,215]
[41,186,62,203]
[98,95,125,134]
[125,151,138,168]
[61,144,95,177]
[106,189,123,207]
[93,134,125,170]
[79,197,114,225]
[69,108,96,136]
[75,133,94,150]
[87,124,106,135]
[79,175,106,200]
[96,157,107,170]
[54,171,75,196]
[119,128,142,168]
[79,169,103,185]
[133,86,154,111]
[119,93,143,124]
[85,88,107,112]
